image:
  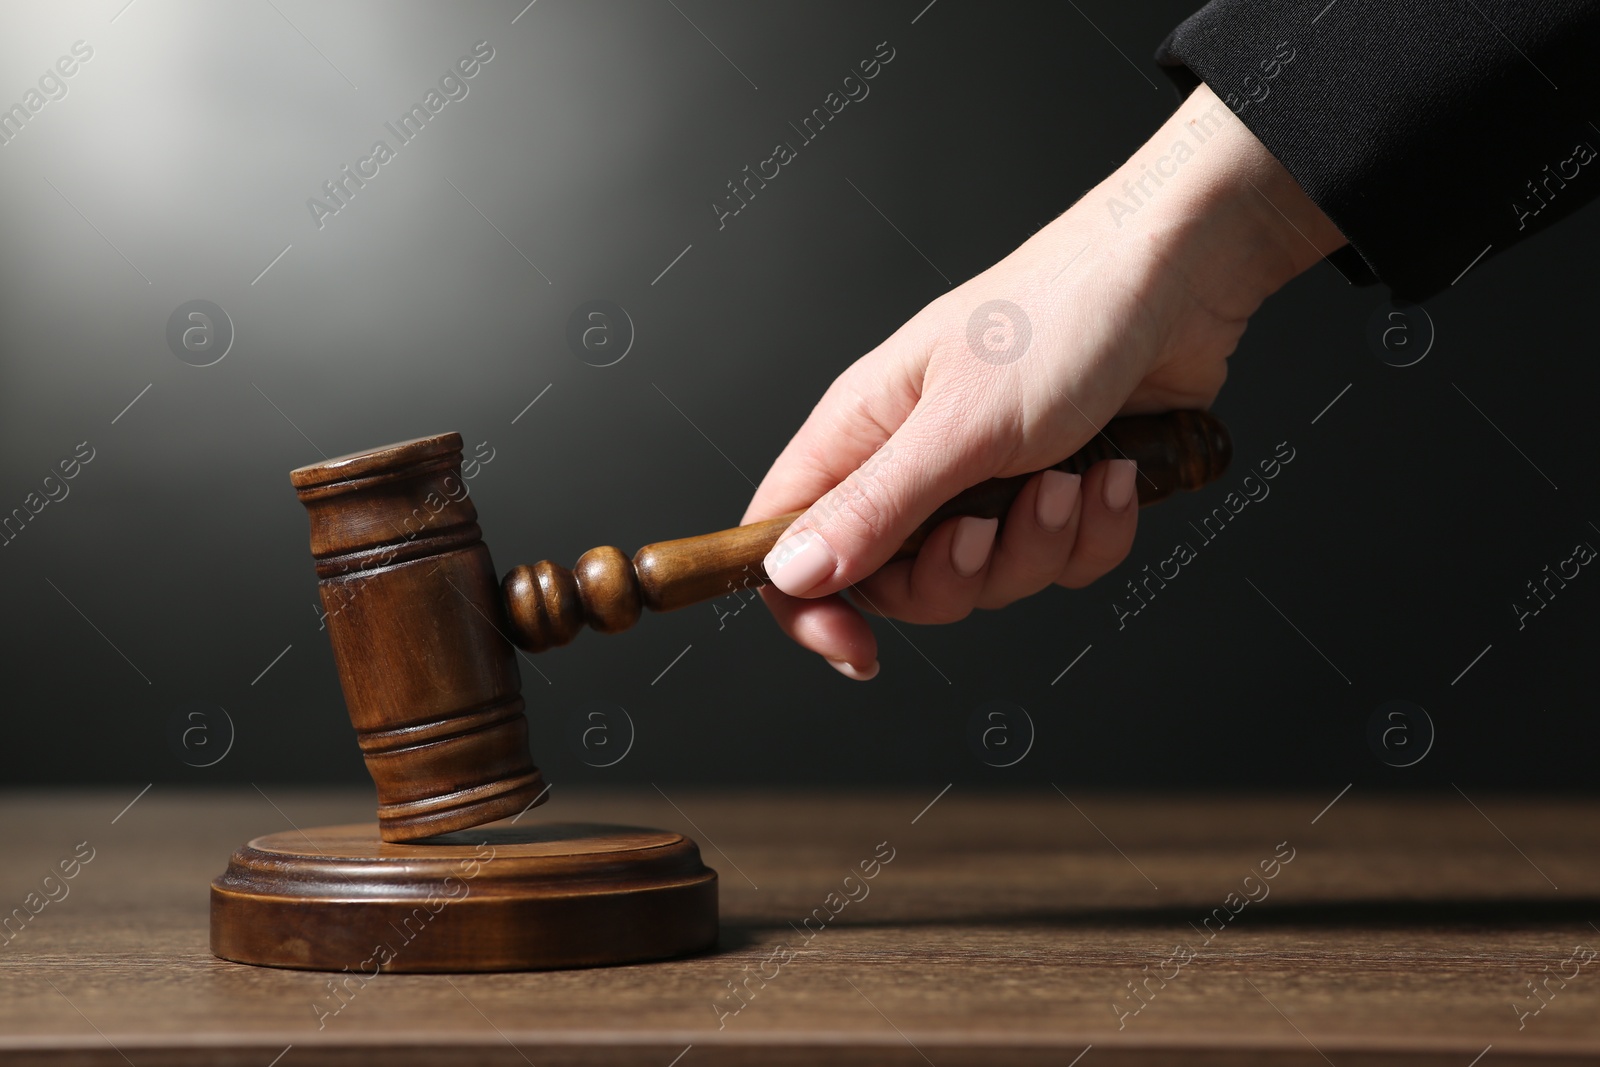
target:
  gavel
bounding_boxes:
[291,410,1230,843]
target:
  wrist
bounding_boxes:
[1098,83,1346,316]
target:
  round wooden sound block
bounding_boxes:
[210,822,718,972]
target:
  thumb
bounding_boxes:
[762,405,1000,598]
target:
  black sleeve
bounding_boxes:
[1155,1,1600,300]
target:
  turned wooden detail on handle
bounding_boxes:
[502,410,1230,652]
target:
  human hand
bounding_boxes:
[741,83,1346,679]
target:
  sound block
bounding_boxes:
[210,822,718,972]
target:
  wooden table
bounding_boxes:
[2,788,1597,1065]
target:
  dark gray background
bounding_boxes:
[1,0,1593,794]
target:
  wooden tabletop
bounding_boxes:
[2,787,1597,1065]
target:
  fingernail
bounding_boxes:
[1035,470,1081,532]
[950,515,999,578]
[764,528,838,596]
[1104,460,1137,511]
[828,658,880,681]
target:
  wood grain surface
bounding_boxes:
[2,788,1598,1065]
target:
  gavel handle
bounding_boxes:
[502,410,1231,652]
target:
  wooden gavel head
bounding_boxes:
[292,434,546,843]
[293,411,1231,843]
